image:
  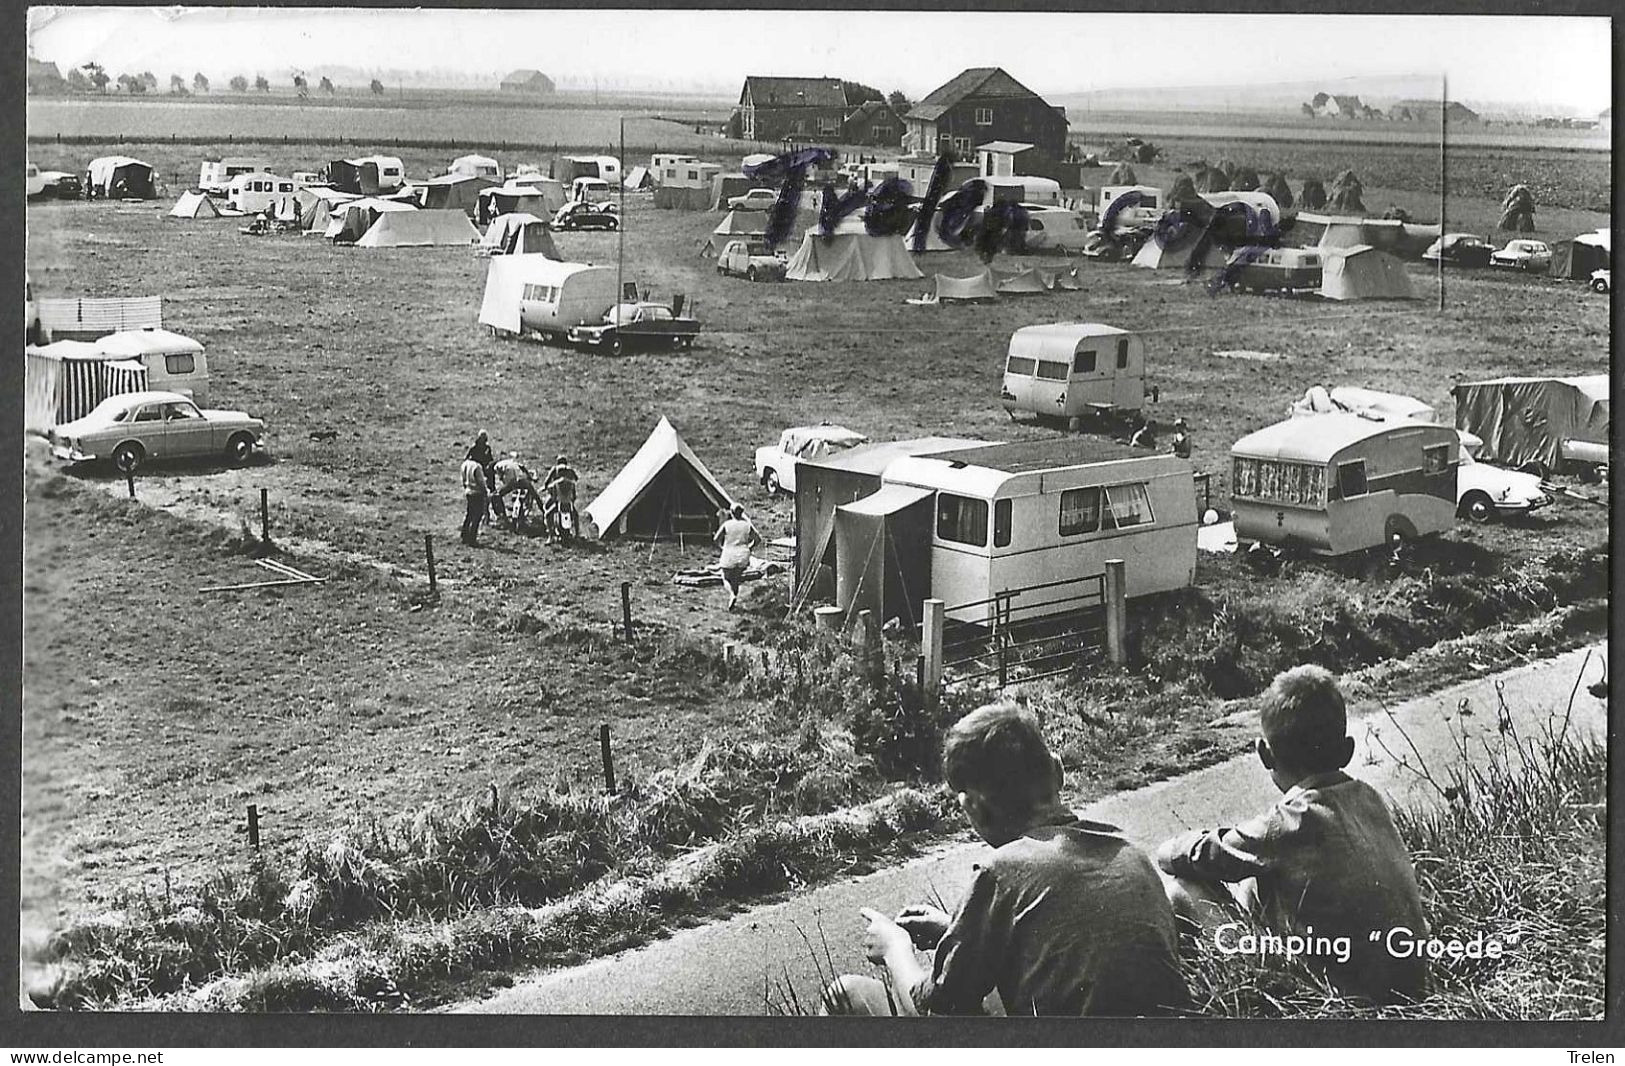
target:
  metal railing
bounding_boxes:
[930,573,1110,690]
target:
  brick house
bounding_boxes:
[844,99,903,147]
[903,68,1068,163]
[735,76,848,142]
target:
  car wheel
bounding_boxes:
[764,470,782,496]
[671,334,685,350]
[1591,278,1608,293]
[226,432,256,466]
[1460,491,1495,524]
[609,335,624,356]
[747,266,759,282]
[112,442,144,474]
[1384,515,1417,545]
[608,219,619,231]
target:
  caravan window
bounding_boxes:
[1059,487,1102,536]
[522,284,561,303]
[165,353,196,375]
[1104,483,1154,528]
[937,493,988,547]
[1423,444,1449,475]
[1116,339,1129,369]
[1006,356,1036,376]
[1233,457,1326,506]
[993,499,1012,548]
[1036,361,1069,381]
[1337,461,1369,499]
[1073,350,1096,374]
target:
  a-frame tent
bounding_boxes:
[584,417,737,541]
[168,190,221,219]
[1130,236,1232,272]
[995,266,1050,293]
[481,213,561,257]
[934,270,998,302]
[700,210,767,256]
[354,209,480,248]
[1317,245,1416,300]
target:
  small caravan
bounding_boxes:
[1097,185,1163,229]
[1230,414,1458,555]
[570,177,614,204]
[1000,323,1147,422]
[881,439,1199,625]
[225,172,297,215]
[557,155,622,185]
[326,156,406,196]
[94,328,210,404]
[198,157,274,195]
[478,256,619,340]
[449,154,502,182]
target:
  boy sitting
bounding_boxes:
[1155,664,1429,1003]
[822,702,1189,1017]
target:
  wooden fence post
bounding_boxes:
[260,488,270,544]
[1104,559,1127,666]
[599,723,615,793]
[424,534,437,596]
[621,581,634,643]
[126,471,136,498]
[922,598,944,712]
[246,804,260,849]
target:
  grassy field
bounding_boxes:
[21,125,1610,1001]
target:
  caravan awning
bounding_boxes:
[838,483,933,517]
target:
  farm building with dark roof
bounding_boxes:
[1389,99,1479,123]
[735,76,849,142]
[902,68,1068,162]
[500,69,555,94]
[844,99,903,147]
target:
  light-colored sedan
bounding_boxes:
[727,188,779,211]
[48,390,265,473]
[717,239,788,281]
[1456,446,1549,523]
[1489,239,1552,273]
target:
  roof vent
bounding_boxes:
[948,460,968,469]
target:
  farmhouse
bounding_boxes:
[844,99,903,147]
[902,68,1068,164]
[735,76,849,142]
[499,69,555,94]
[27,58,66,95]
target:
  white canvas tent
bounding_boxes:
[785,218,923,282]
[584,416,737,541]
[623,166,655,190]
[354,209,481,248]
[934,270,998,302]
[168,191,220,219]
[481,213,561,257]
[995,266,1050,293]
[905,217,955,253]
[700,210,768,256]
[1130,237,1231,272]
[326,198,417,243]
[86,156,156,199]
[480,180,566,223]
[1317,245,1416,300]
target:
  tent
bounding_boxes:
[481,213,561,257]
[1317,245,1416,300]
[25,341,149,431]
[655,185,714,210]
[583,417,736,541]
[1550,228,1610,280]
[995,266,1050,294]
[354,209,481,248]
[904,216,955,253]
[1130,236,1231,272]
[415,173,497,215]
[301,198,338,235]
[710,172,753,210]
[326,197,416,243]
[700,210,767,256]
[934,270,998,302]
[785,218,923,282]
[835,484,935,627]
[623,166,655,190]
[86,156,155,199]
[1454,376,1608,471]
[167,191,220,219]
[478,182,566,225]
[1050,267,1082,291]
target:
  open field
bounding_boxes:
[22,128,1610,1000]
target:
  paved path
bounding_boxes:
[461,643,1608,1015]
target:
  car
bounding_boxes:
[47,390,266,474]
[1590,268,1610,294]
[26,162,47,199]
[552,202,619,231]
[1021,207,1091,255]
[717,239,788,282]
[565,298,700,355]
[753,424,869,496]
[35,170,82,200]
[727,188,779,211]
[1455,443,1550,523]
[1489,239,1552,273]
[1421,233,1495,268]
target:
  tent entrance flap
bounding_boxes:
[834,484,934,627]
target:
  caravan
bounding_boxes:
[570,177,614,204]
[198,157,273,195]
[1000,324,1148,422]
[478,257,619,340]
[225,172,297,215]
[94,328,210,405]
[557,155,622,185]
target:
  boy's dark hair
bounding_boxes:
[943,702,1056,813]
[1258,665,1348,770]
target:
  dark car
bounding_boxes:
[36,170,83,200]
[1421,233,1494,269]
[553,202,619,232]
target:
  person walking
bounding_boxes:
[712,504,762,611]
[460,454,488,546]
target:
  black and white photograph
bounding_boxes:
[14,3,1615,1037]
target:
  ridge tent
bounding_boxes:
[835,484,936,627]
[295,184,358,214]
[354,209,481,248]
[700,210,767,256]
[710,173,753,210]
[584,417,736,541]
[168,191,220,219]
[1453,376,1609,472]
[623,166,655,190]
[86,156,156,199]
[478,181,566,225]
[1131,236,1231,272]
[785,218,923,282]
[995,266,1050,294]
[1549,228,1610,280]
[934,270,998,302]
[481,213,561,257]
[325,197,416,243]
[1317,245,1416,300]
[301,198,339,235]
[415,173,497,216]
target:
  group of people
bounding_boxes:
[1128,415,1193,459]
[459,429,579,547]
[824,664,1428,1017]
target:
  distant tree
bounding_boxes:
[229,74,249,92]
[193,72,209,93]
[369,78,384,95]
[82,62,109,93]
[887,90,910,116]
[117,73,147,95]
[841,80,882,105]
[319,75,334,95]
[254,74,270,92]
[169,74,188,95]
[140,71,158,90]
[1301,102,1315,117]
[67,67,91,93]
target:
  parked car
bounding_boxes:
[1456,445,1549,523]
[552,202,619,231]
[35,170,83,200]
[754,424,869,496]
[1421,233,1495,268]
[565,298,700,355]
[1021,207,1091,255]
[1489,239,1552,273]
[47,390,265,474]
[26,162,46,199]
[717,239,788,282]
[727,188,779,211]
[1590,268,1610,294]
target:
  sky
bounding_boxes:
[27,8,1615,114]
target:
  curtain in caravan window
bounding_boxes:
[937,493,988,546]
[1104,483,1154,527]
[1059,486,1102,535]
